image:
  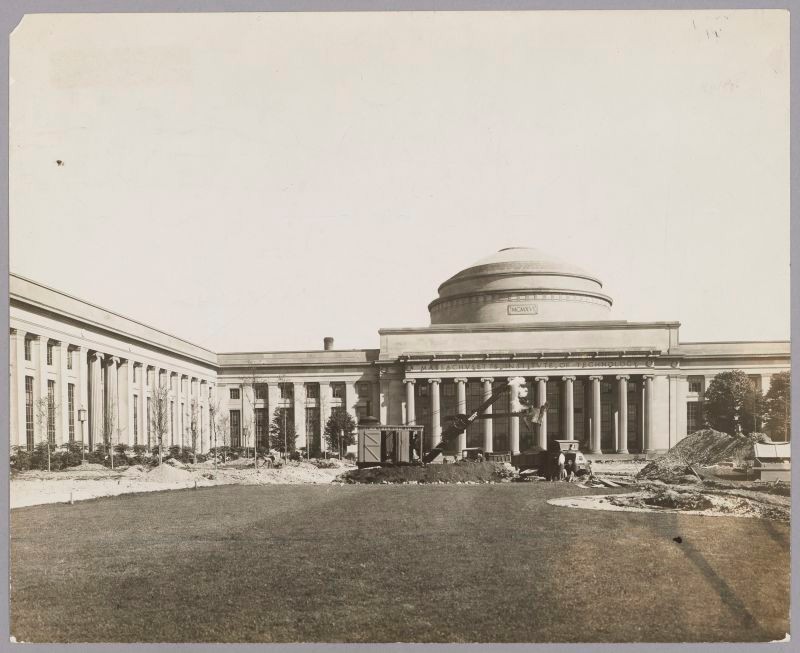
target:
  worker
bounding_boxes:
[557,450,566,481]
[566,459,576,482]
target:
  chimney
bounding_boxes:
[323,337,334,351]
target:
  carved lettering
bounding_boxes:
[404,359,649,373]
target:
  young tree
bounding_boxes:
[149,382,170,466]
[764,371,791,442]
[217,411,230,463]
[208,400,219,471]
[704,370,764,436]
[33,395,57,472]
[189,399,199,464]
[103,404,117,469]
[240,366,267,462]
[323,409,357,459]
[269,407,297,457]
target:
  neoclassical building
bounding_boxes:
[9,248,790,456]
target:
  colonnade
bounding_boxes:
[9,327,216,452]
[402,373,656,455]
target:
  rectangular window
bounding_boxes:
[133,395,139,444]
[25,376,34,450]
[748,375,762,393]
[230,409,241,448]
[255,384,268,401]
[46,341,54,366]
[687,402,702,434]
[230,388,240,400]
[331,383,345,399]
[24,337,32,362]
[67,349,73,370]
[305,406,320,452]
[255,407,268,449]
[306,383,319,399]
[279,383,294,399]
[356,381,371,398]
[68,383,75,442]
[47,380,56,443]
[147,397,152,449]
[688,376,704,394]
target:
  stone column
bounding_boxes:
[138,364,147,448]
[507,377,520,454]
[379,378,390,424]
[403,378,416,425]
[119,359,131,445]
[616,375,629,453]
[345,380,358,420]
[199,379,207,452]
[76,347,88,450]
[535,377,548,450]
[104,356,120,447]
[428,378,442,450]
[34,338,46,436]
[267,381,280,425]
[481,377,494,453]
[89,352,104,450]
[56,342,69,444]
[589,375,602,454]
[562,376,576,440]
[643,375,655,453]
[10,329,26,448]
[293,382,307,451]
[455,378,467,452]
[170,372,178,446]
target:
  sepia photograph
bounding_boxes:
[6,8,791,645]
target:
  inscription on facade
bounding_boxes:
[405,359,649,373]
[508,303,538,315]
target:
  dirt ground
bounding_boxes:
[10,459,349,508]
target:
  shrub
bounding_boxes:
[10,446,32,471]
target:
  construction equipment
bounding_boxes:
[422,381,547,463]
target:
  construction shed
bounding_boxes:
[751,442,791,482]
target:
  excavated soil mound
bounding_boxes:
[337,462,516,484]
[143,463,196,483]
[637,429,759,482]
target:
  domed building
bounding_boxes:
[9,248,790,459]
[429,247,613,325]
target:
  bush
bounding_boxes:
[10,446,32,471]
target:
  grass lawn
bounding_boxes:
[10,483,789,643]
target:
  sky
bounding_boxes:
[9,10,790,352]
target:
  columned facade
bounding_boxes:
[9,248,791,459]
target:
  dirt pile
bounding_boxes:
[337,461,516,484]
[637,429,760,483]
[143,463,196,483]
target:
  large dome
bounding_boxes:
[428,247,613,325]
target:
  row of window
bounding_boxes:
[687,375,763,394]
[25,338,75,369]
[23,340,208,398]
[226,405,355,449]
[229,381,372,401]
